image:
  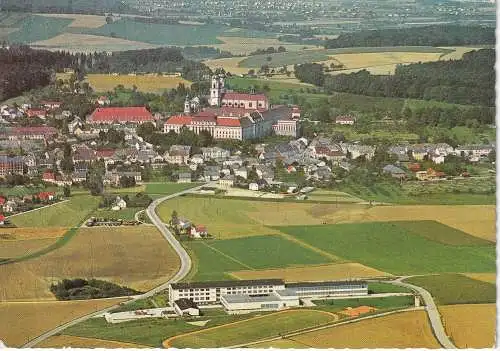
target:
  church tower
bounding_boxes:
[210,74,225,107]
[184,95,191,114]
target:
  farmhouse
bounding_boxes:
[87,107,154,125]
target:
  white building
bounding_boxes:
[221,290,300,314]
[173,298,200,316]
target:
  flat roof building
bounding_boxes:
[220,292,299,314]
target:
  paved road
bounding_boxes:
[21,183,208,348]
[370,277,456,349]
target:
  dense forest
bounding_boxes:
[51,278,141,300]
[325,25,495,48]
[295,49,495,107]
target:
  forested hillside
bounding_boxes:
[295,49,494,107]
[325,25,495,48]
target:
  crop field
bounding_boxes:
[463,273,496,284]
[405,274,496,305]
[6,15,73,44]
[0,227,180,300]
[166,309,338,348]
[10,195,100,228]
[185,235,333,281]
[86,74,191,93]
[283,311,440,348]
[205,57,251,75]
[0,237,59,259]
[145,182,199,195]
[312,295,414,313]
[439,304,496,348]
[0,299,127,347]
[0,185,59,197]
[33,33,159,53]
[38,335,149,348]
[211,36,316,55]
[277,222,496,275]
[157,196,366,239]
[231,262,391,282]
[0,227,68,240]
[36,13,107,28]
[305,189,364,203]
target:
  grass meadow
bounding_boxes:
[86,74,191,93]
[145,182,199,196]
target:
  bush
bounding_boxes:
[50,278,142,300]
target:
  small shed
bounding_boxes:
[174,298,200,316]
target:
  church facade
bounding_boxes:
[164,75,299,140]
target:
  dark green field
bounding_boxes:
[276,222,495,275]
[6,15,72,43]
[405,274,496,305]
[312,295,415,313]
[368,282,413,294]
[145,182,200,195]
[184,235,332,281]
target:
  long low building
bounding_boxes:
[286,280,368,298]
[221,290,300,314]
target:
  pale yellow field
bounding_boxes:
[204,57,249,75]
[287,311,440,348]
[321,204,495,241]
[438,47,484,61]
[38,335,148,348]
[439,304,496,348]
[0,227,180,300]
[33,34,159,53]
[330,52,444,70]
[211,36,318,55]
[251,339,304,348]
[230,263,391,282]
[36,13,107,28]
[87,74,191,93]
[0,299,127,347]
[0,238,59,259]
[0,227,67,240]
[463,273,497,284]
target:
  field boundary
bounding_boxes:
[6,200,69,219]
[274,230,343,262]
[200,241,254,270]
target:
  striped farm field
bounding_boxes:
[0,227,180,300]
[165,309,338,348]
[230,262,391,282]
[86,74,191,93]
[282,311,440,348]
[439,304,496,348]
[0,299,128,347]
[37,335,149,348]
[35,13,107,28]
[463,273,496,284]
[0,237,60,259]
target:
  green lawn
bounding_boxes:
[0,185,60,197]
[111,294,168,312]
[312,295,415,313]
[7,14,73,43]
[145,182,200,195]
[91,207,142,221]
[169,309,337,348]
[405,274,496,305]
[368,282,414,294]
[277,222,495,275]
[10,195,100,227]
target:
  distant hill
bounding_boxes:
[0,0,135,15]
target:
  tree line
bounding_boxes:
[294,49,495,107]
[324,25,495,48]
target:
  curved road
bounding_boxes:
[371,277,456,349]
[22,183,208,348]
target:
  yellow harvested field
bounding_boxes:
[289,311,440,348]
[231,263,391,282]
[87,73,191,93]
[0,299,127,347]
[463,273,496,284]
[331,52,443,69]
[36,13,107,28]
[0,227,180,300]
[438,47,485,61]
[0,227,67,240]
[330,63,401,75]
[322,204,495,241]
[439,304,496,348]
[212,36,318,55]
[33,34,159,53]
[0,238,58,259]
[252,339,305,348]
[38,335,148,348]
[204,57,248,75]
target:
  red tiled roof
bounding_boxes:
[216,118,241,127]
[38,191,55,199]
[0,215,5,221]
[26,109,47,117]
[195,111,218,118]
[165,115,193,125]
[222,92,267,102]
[89,107,153,123]
[43,171,56,180]
[13,126,57,136]
[195,225,207,232]
[96,149,116,158]
[0,197,6,205]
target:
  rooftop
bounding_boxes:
[171,279,284,290]
[89,107,153,123]
[221,292,284,304]
[286,280,367,288]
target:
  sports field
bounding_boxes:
[166,309,338,348]
[439,304,496,348]
[231,262,391,282]
[404,274,496,305]
[0,298,127,347]
[0,227,180,300]
[277,222,495,275]
[86,74,191,93]
[38,335,149,349]
[10,195,100,228]
[272,311,440,348]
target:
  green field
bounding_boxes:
[312,295,415,313]
[0,185,60,198]
[405,274,496,305]
[368,282,414,294]
[169,309,337,348]
[238,46,453,68]
[185,235,332,281]
[277,222,495,275]
[10,195,100,227]
[6,14,73,43]
[145,182,200,195]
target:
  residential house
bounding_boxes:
[235,166,248,179]
[165,145,191,165]
[190,154,204,165]
[177,172,192,183]
[343,144,376,161]
[223,155,243,167]
[219,175,235,188]
[37,191,56,202]
[3,200,17,213]
[111,196,127,211]
[248,182,259,191]
[416,168,446,181]
[203,166,220,181]
[382,165,407,179]
[201,147,230,161]
[97,96,111,106]
[454,144,494,158]
[190,225,207,238]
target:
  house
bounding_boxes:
[383,165,406,179]
[3,200,17,213]
[190,225,208,238]
[0,156,24,176]
[87,106,154,125]
[190,154,204,165]
[173,299,200,317]
[97,96,111,106]
[235,166,248,179]
[178,219,192,231]
[201,146,230,161]
[111,196,127,211]
[41,101,62,110]
[249,182,259,191]
[223,155,243,167]
[42,170,56,183]
[407,163,421,172]
[177,172,192,183]
[416,168,446,181]
[335,115,356,125]
[0,214,5,225]
[165,145,191,165]
[219,175,235,188]
[203,166,220,181]
[37,191,56,202]
[26,109,47,119]
[72,170,87,183]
